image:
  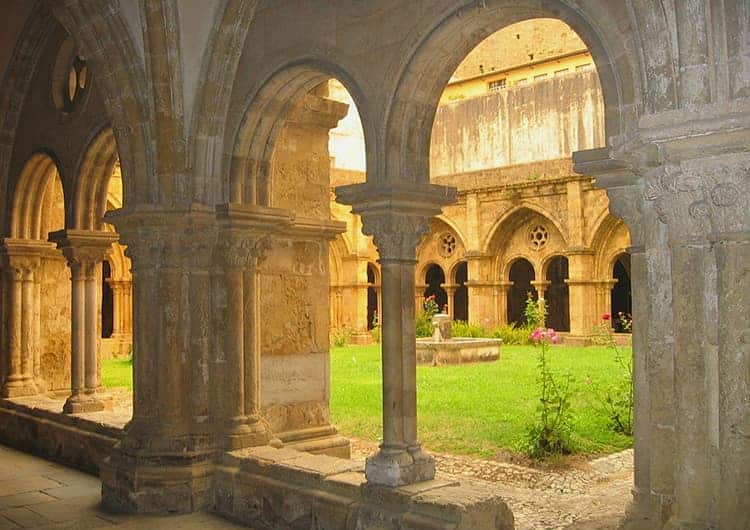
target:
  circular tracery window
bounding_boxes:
[52,37,89,113]
[438,233,457,257]
[528,225,549,250]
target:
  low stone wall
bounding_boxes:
[0,397,122,474]
[215,446,515,530]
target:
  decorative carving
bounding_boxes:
[360,211,431,261]
[710,183,739,208]
[437,233,457,257]
[217,235,272,269]
[528,224,549,250]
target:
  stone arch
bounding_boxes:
[228,61,374,205]
[434,214,467,250]
[590,213,630,278]
[0,5,58,237]
[10,152,65,240]
[49,2,155,205]
[385,1,642,185]
[506,257,536,327]
[423,263,447,312]
[72,127,119,230]
[482,202,567,256]
[451,260,469,322]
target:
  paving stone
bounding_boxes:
[0,492,56,510]
[0,507,50,528]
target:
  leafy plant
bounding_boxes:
[416,295,440,338]
[491,323,532,345]
[588,314,634,435]
[524,327,575,458]
[331,327,351,347]
[451,320,488,338]
[524,292,546,329]
[370,311,381,343]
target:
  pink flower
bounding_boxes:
[530,327,545,342]
[602,313,611,321]
[550,334,560,344]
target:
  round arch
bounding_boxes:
[10,152,64,240]
[228,61,375,205]
[72,127,119,230]
[384,1,641,185]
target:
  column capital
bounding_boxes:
[335,182,456,261]
[0,238,52,272]
[48,229,118,267]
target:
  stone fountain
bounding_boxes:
[416,312,502,365]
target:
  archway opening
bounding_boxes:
[507,258,535,326]
[423,264,447,312]
[453,261,468,321]
[545,256,570,332]
[611,253,632,333]
[101,260,114,339]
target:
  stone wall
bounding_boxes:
[430,70,604,176]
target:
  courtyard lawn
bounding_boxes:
[101,343,633,459]
[329,344,633,459]
[101,357,133,389]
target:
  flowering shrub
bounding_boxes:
[331,327,351,347]
[416,295,440,337]
[615,311,632,333]
[589,314,634,435]
[524,327,575,458]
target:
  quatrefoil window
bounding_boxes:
[438,233,457,257]
[528,225,549,250]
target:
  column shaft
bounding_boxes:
[84,263,98,392]
[67,264,85,405]
[225,268,246,432]
[5,270,23,387]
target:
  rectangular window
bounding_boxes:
[554,68,569,76]
[576,63,593,71]
[515,78,528,86]
[487,78,507,92]
[534,73,548,81]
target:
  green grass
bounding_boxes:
[330,344,633,458]
[101,357,133,389]
[101,344,633,459]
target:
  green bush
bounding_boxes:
[415,311,433,338]
[491,323,532,345]
[331,327,350,347]
[451,320,489,338]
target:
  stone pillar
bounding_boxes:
[565,251,597,340]
[336,182,455,487]
[0,239,48,397]
[713,232,750,530]
[50,230,117,413]
[99,206,219,514]
[414,282,427,315]
[496,281,512,326]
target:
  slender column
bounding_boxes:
[1,242,43,398]
[50,230,116,414]
[444,284,456,317]
[497,282,511,326]
[84,262,99,394]
[3,267,25,394]
[64,261,86,412]
[414,283,427,315]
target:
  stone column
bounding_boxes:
[0,239,48,397]
[50,230,117,413]
[336,182,455,487]
[496,281,512,326]
[443,284,457,317]
[414,282,427,315]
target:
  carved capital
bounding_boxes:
[360,211,432,262]
[48,229,118,269]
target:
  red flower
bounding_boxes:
[602,313,611,321]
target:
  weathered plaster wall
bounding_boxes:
[431,70,604,176]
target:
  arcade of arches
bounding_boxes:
[0,2,748,530]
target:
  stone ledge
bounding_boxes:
[215,446,515,530]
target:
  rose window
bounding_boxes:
[438,233,457,257]
[528,225,549,250]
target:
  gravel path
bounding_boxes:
[350,439,632,530]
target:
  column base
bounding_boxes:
[223,419,270,450]
[63,393,105,414]
[365,445,436,487]
[100,445,214,514]
[1,379,38,398]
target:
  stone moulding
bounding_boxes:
[214,446,515,530]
